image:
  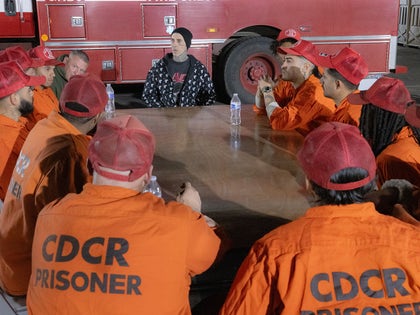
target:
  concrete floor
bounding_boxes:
[389,45,420,101]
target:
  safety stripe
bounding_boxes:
[44,34,394,48]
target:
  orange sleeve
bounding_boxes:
[29,88,60,124]
[376,128,420,187]
[185,211,221,276]
[253,81,294,115]
[269,77,334,134]
[0,120,30,200]
[270,83,334,133]
[220,242,276,315]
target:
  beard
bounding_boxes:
[19,99,34,116]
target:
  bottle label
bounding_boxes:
[231,102,241,110]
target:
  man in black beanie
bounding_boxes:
[142,26,216,107]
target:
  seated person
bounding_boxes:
[142,27,216,107]
[27,45,64,124]
[255,39,335,135]
[220,122,420,314]
[316,47,369,126]
[0,61,45,201]
[0,74,107,296]
[348,77,420,187]
[254,28,300,112]
[50,50,89,100]
[27,115,221,314]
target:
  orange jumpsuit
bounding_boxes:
[27,184,220,315]
[0,115,31,201]
[329,95,362,127]
[255,75,335,135]
[376,126,420,187]
[220,202,420,315]
[28,86,60,125]
[0,111,91,296]
[253,80,295,114]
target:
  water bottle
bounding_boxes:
[143,175,162,197]
[105,83,116,119]
[230,93,241,125]
[230,125,241,150]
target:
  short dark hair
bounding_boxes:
[325,68,358,90]
[69,50,90,64]
[311,167,376,205]
[270,38,298,55]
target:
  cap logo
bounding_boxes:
[43,48,55,60]
[285,29,298,38]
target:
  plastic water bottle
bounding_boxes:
[105,83,116,119]
[230,125,241,150]
[230,93,241,125]
[143,175,162,197]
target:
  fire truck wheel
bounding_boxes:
[215,36,280,104]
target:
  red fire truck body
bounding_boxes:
[1,0,400,103]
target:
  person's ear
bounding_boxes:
[335,79,342,89]
[9,92,19,106]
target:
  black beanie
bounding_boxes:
[171,27,193,49]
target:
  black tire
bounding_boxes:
[214,36,280,104]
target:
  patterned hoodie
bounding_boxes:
[142,53,216,107]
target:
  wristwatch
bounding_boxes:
[262,86,272,93]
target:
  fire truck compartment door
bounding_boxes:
[142,5,176,37]
[48,5,86,39]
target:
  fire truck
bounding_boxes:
[1,0,400,103]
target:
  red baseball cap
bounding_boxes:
[277,28,301,41]
[60,73,108,118]
[28,46,64,67]
[89,115,155,182]
[404,102,420,128]
[0,60,46,98]
[0,46,43,70]
[347,77,413,114]
[277,39,319,65]
[316,47,369,85]
[297,122,376,191]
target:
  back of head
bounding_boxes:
[298,122,376,192]
[405,102,420,128]
[89,115,155,182]
[59,73,107,118]
[0,60,46,99]
[348,77,412,114]
[316,47,368,85]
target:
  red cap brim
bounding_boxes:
[405,102,420,128]
[28,75,47,87]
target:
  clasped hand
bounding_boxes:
[176,182,202,213]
